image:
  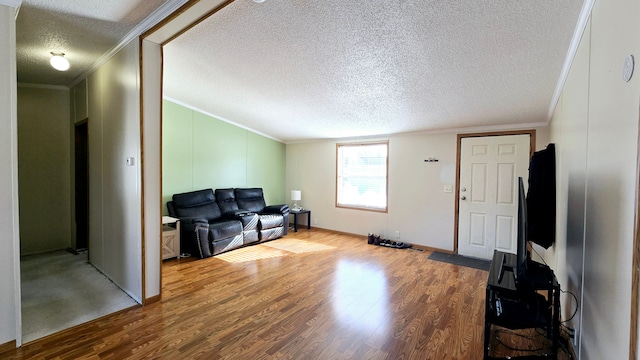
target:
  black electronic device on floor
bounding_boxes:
[484,176,561,359]
[485,251,560,359]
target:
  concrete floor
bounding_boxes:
[20,250,139,343]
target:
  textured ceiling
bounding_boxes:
[15,0,586,142]
[16,0,175,85]
[163,0,585,142]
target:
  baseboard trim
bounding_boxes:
[0,340,16,355]
[303,226,362,238]
[144,294,161,305]
[301,227,454,254]
[411,244,454,254]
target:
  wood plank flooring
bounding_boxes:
[1,229,573,359]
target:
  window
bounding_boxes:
[336,142,388,212]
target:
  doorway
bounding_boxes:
[455,131,535,260]
[75,121,89,251]
[20,114,138,343]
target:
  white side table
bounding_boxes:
[162,216,180,260]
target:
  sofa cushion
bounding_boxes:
[237,213,259,231]
[175,204,222,222]
[243,231,259,244]
[260,227,284,241]
[235,188,267,212]
[209,220,243,240]
[258,214,283,230]
[212,234,244,255]
[172,189,222,221]
[173,188,215,207]
[215,188,240,213]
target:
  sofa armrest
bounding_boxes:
[178,220,212,259]
[263,204,290,215]
[221,210,259,230]
[193,222,213,258]
[170,216,207,226]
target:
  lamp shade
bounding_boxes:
[291,190,302,201]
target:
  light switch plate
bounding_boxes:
[444,185,453,193]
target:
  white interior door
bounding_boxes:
[458,134,530,260]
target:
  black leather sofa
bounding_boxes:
[167,188,290,258]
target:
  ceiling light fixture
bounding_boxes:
[50,52,70,71]
[252,0,266,3]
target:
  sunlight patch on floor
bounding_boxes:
[262,238,336,253]
[332,259,389,335]
[215,246,286,263]
[216,239,336,263]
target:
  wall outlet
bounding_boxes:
[314,218,318,225]
[394,231,400,239]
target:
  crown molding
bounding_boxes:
[284,122,549,145]
[165,93,547,145]
[18,82,70,91]
[547,0,595,120]
[0,0,21,8]
[0,0,21,19]
[163,96,284,143]
[69,0,190,88]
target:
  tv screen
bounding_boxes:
[526,143,556,249]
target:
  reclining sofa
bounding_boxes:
[167,188,290,258]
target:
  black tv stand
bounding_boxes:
[484,250,561,359]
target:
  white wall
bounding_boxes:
[0,2,20,347]
[387,133,457,250]
[87,40,142,303]
[546,19,590,358]
[547,0,640,357]
[286,128,549,250]
[582,1,640,357]
[17,86,71,255]
[286,134,456,248]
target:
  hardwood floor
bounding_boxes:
[2,229,572,359]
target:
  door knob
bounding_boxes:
[461,187,467,192]
[461,196,467,200]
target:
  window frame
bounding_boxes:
[335,141,389,213]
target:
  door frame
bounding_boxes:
[74,119,89,252]
[629,110,640,359]
[454,130,536,254]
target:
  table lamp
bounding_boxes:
[291,190,302,211]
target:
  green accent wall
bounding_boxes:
[162,100,285,214]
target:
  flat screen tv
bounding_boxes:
[497,176,529,285]
[526,143,556,249]
[516,176,528,283]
